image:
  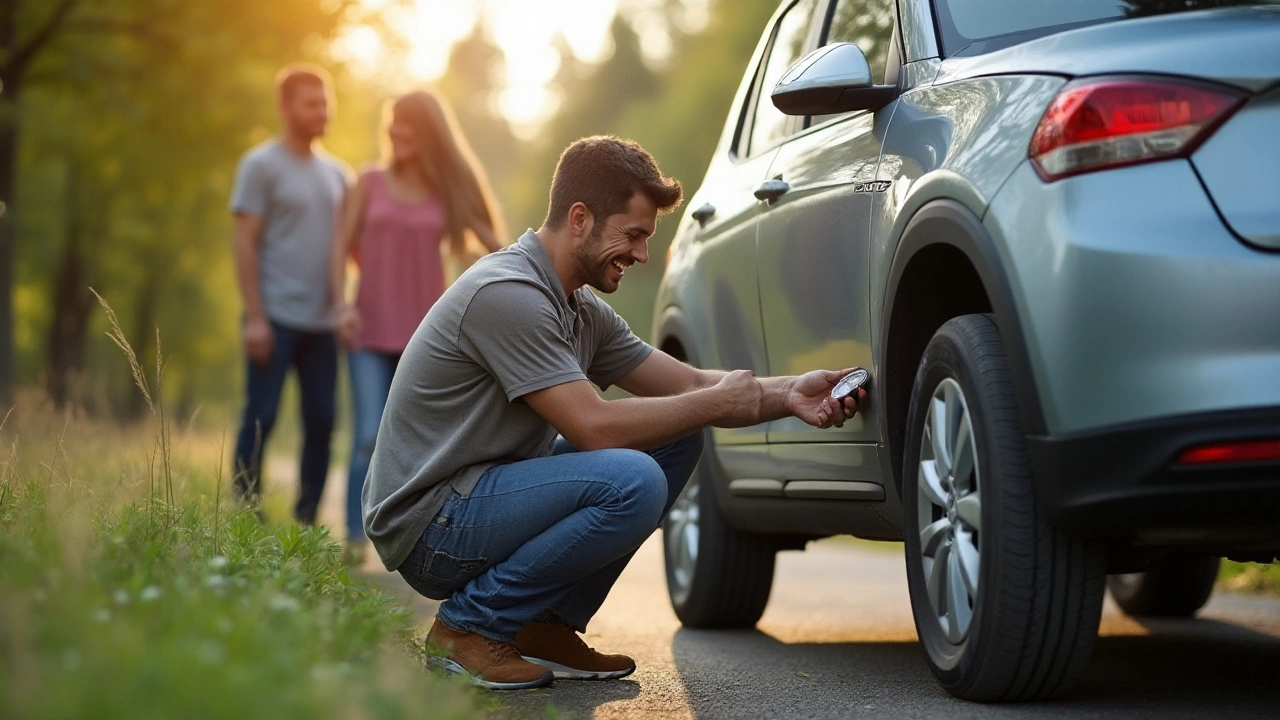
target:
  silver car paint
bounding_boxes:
[1191,84,1280,250]
[655,0,1280,538]
[935,7,1280,92]
[871,74,1067,364]
[985,159,1280,435]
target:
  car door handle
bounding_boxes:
[691,202,716,227]
[753,179,790,202]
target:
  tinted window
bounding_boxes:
[935,0,1280,56]
[748,0,820,156]
[826,0,895,86]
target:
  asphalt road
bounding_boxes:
[356,534,1280,720]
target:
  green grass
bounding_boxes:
[0,302,488,719]
[0,402,485,720]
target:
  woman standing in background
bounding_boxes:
[330,90,504,562]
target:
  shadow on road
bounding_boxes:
[670,617,1280,718]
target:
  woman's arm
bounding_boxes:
[330,171,372,346]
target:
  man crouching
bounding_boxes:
[362,135,866,689]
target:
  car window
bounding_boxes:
[808,0,897,126]
[747,0,821,156]
[825,0,896,86]
[934,0,1280,57]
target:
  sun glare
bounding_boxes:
[341,0,630,134]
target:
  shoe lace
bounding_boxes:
[550,622,597,654]
[484,638,523,662]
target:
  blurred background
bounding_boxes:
[0,0,779,422]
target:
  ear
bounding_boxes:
[568,202,594,238]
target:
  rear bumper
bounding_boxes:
[1027,406,1280,547]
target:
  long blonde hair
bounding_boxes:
[383,90,504,259]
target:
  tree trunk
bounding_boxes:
[0,4,19,407]
[46,160,94,407]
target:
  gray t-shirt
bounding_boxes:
[230,139,351,331]
[363,230,654,570]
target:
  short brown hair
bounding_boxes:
[275,63,333,105]
[545,136,683,230]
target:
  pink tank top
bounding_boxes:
[354,170,448,353]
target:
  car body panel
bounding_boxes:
[757,110,883,445]
[1191,84,1280,251]
[985,159,1280,435]
[935,7,1280,92]
[871,74,1066,366]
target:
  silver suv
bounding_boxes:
[654,0,1280,702]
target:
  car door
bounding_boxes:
[756,0,899,448]
[688,0,822,447]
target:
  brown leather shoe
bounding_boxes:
[514,621,636,680]
[426,619,554,690]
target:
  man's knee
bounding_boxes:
[604,450,667,524]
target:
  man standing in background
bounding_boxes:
[229,64,352,524]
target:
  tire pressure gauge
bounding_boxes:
[830,367,869,402]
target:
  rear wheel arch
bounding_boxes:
[880,199,1047,495]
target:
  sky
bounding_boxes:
[335,0,709,134]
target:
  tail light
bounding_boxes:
[1029,77,1244,181]
[1176,439,1280,466]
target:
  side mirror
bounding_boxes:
[771,42,897,116]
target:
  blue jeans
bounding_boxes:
[398,432,704,642]
[232,321,337,525]
[345,349,400,541]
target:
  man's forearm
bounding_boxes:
[585,387,728,451]
[756,375,798,423]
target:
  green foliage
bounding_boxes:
[0,405,483,720]
[1219,560,1280,595]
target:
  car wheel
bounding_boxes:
[1108,556,1220,618]
[903,314,1107,702]
[663,429,776,628]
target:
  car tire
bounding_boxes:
[663,429,776,628]
[903,314,1107,702]
[1108,556,1220,618]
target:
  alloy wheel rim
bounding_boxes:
[917,378,982,644]
[665,480,700,594]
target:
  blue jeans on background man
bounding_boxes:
[398,432,704,642]
[346,349,401,542]
[233,321,337,525]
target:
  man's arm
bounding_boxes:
[522,370,761,451]
[612,350,724,397]
[232,212,272,366]
[612,350,864,429]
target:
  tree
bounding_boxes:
[7,0,358,412]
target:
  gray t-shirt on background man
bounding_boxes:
[363,230,654,571]
[230,139,351,331]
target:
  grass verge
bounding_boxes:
[0,296,486,719]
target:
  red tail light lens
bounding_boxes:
[1176,439,1280,466]
[1030,78,1244,181]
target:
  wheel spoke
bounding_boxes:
[955,531,980,599]
[930,396,951,477]
[919,460,947,508]
[951,414,974,491]
[946,547,971,641]
[920,517,951,557]
[955,493,982,532]
[926,540,951,613]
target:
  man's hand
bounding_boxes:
[787,368,867,429]
[715,369,763,427]
[244,316,274,367]
[336,304,361,349]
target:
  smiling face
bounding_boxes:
[571,191,658,294]
[387,107,417,164]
